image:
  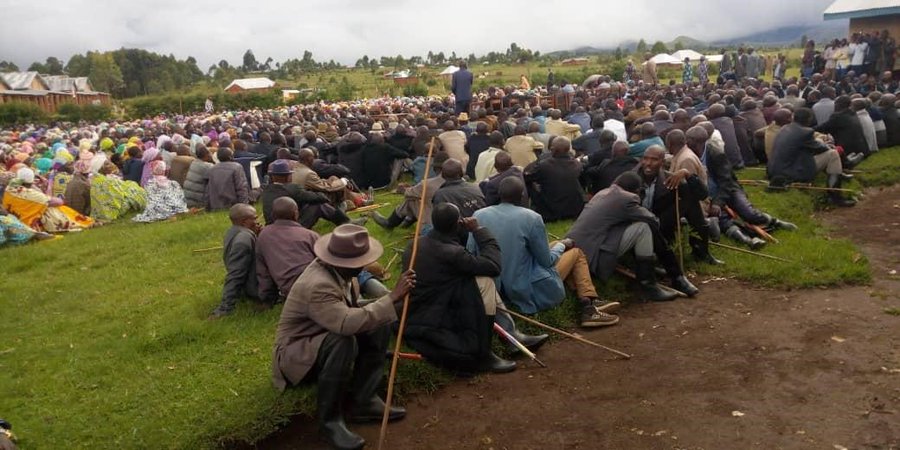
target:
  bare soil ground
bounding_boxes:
[259,185,900,450]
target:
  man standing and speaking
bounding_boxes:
[451,60,474,115]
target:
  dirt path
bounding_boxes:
[260,186,900,450]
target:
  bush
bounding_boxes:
[402,83,429,97]
[54,103,113,122]
[122,91,283,118]
[0,102,48,125]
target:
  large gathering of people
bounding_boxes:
[1,34,898,449]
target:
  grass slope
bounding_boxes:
[1,147,896,448]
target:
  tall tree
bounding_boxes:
[636,39,648,54]
[242,49,258,71]
[650,41,668,54]
[0,61,20,72]
[65,54,90,76]
[87,52,124,94]
[615,47,623,60]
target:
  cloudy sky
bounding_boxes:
[2,0,838,69]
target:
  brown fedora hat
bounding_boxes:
[314,224,383,268]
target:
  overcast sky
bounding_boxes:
[1,0,838,70]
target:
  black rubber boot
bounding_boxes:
[671,275,700,297]
[725,225,766,250]
[635,257,678,302]
[495,309,549,353]
[690,235,725,265]
[371,211,403,230]
[827,174,856,207]
[318,377,365,450]
[348,332,405,424]
[481,316,516,373]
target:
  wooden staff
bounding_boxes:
[497,307,632,360]
[724,205,778,244]
[378,137,435,450]
[493,323,547,368]
[738,180,856,193]
[743,166,863,174]
[384,252,399,273]
[709,241,793,262]
[675,192,684,273]
[348,203,389,214]
[614,266,687,297]
[192,246,222,253]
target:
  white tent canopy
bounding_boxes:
[439,65,459,76]
[705,55,724,63]
[671,49,705,61]
[642,53,682,66]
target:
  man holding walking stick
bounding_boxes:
[271,224,416,450]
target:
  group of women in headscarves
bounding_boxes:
[0,131,195,247]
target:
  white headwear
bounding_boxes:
[16,167,35,184]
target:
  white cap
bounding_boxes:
[16,167,35,184]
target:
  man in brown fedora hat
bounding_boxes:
[272,224,415,450]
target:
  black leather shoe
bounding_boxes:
[671,275,699,297]
[482,351,516,373]
[349,397,406,423]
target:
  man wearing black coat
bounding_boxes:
[523,137,585,222]
[402,203,544,374]
[815,96,870,158]
[432,158,486,219]
[571,115,608,157]
[465,123,491,179]
[879,94,900,147]
[769,108,856,207]
[359,133,408,189]
[583,141,639,194]
[480,152,528,206]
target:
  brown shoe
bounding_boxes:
[580,308,619,328]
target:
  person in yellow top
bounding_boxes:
[2,167,93,232]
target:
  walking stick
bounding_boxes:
[724,205,778,244]
[737,179,856,193]
[675,191,684,273]
[378,137,435,450]
[192,246,222,253]
[496,307,632,360]
[709,241,793,262]
[493,323,547,368]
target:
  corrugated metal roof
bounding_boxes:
[42,75,95,93]
[224,77,275,91]
[0,71,47,90]
[824,0,900,20]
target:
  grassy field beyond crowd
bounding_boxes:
[1,148,897,448]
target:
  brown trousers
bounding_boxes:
[555,247,598,299]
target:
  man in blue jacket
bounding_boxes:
[451,61,474,115]
[471,177,620,327]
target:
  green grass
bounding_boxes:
[2,148,895,448]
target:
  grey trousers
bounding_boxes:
[616,222,654,258]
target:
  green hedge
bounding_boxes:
[56,103,113,122]
[0,102,48,125]
[122,91,284,118]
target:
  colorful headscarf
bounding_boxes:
[34,157,53,174]
[99,137,115,152]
